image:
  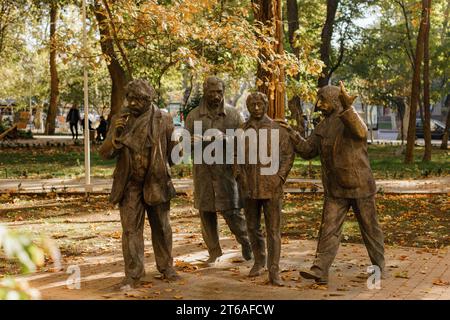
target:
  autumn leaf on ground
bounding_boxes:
[432,279,449,286]
[108,231,121,239]
[141,281,153,288]
[394,271,410,279]
[336,287,349,291]
[174,260,198,272]
[309,283,327,290]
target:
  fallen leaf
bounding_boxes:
[394,271,409,279]
[310,283,327,290]
[174,260,198,272]
[432,279,449,286]
[141,281,153,288]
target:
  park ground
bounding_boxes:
[0,142,448,299]
[0,143,449,180]
[0,192,448,300]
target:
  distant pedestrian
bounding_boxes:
[66,104,81,140]
[96,116,108,141]
[80,117,93,132]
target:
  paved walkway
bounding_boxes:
[1,177,449,194]
[17,234,450,300]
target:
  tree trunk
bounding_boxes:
[422,0,432,162]
[252,0,286,120]
[405,0,429,164]
[318,0,339,88]
[45,1,59,135]
[393,97,409,143]
[93,1,128,122]
[286,0,304,135]
[440,95,450,149]
[287,0,299,58]
[402,102,410,143]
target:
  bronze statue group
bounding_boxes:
[99,76,385,291]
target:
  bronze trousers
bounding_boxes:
[199,209,250,258]
[312,195,385,279]
[119,180,174,280]
[244,198,282,275]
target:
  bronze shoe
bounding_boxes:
[248,263,265,277]
[269,272,284,287]
[299,269,328,285]
[162,268,181,281]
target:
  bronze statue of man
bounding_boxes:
[185,76,252,264]
[287,81,385,285]
[237,92,295,286]
[99,79,180,290]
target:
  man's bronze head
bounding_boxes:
[124,79,156,115]
[246,92,268,121]
[203,76,225,110]
[316,85,342,117]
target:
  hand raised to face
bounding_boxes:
[338,81,357,110]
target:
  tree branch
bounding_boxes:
[101,0,133,80]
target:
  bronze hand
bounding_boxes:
[339,81,357,110]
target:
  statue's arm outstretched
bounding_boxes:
[276,120,320,160]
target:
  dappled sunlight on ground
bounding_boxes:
[1,193,449,300]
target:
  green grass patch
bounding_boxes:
[290,144,449,179]
[0,144,448,179]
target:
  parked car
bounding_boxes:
[415,118,448,139]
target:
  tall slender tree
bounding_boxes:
[252,0,286,119]
[92,0,129,121]
[318,0,339,88]
[286,0,305,135]
[45,0,59,135]
[405,0,429,163]
[422,0,432,162]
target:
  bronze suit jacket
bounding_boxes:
[99,105,177,205]
[238,115,295,200]
[294,107,376,199]
[185,99,243,212]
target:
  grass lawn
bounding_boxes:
[281,193,449,248]
[291,144,449,179]
[0,144,448,180]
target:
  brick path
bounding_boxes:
[18,235,450,300]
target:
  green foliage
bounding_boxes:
[181,91,202,119]
[336,0,449,110]
[0,0,448,120]
[0,226,45,273]
[0,224,60,300]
